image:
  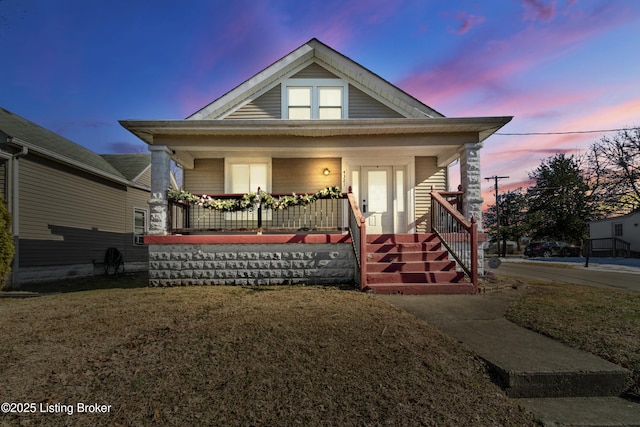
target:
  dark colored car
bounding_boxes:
[524,241,581,258]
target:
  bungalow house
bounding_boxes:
[121,38,512,294]
[588,210,640,257]
[0,107,151,288]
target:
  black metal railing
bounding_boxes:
[346,191,366,289]
[430,189,478,287]
[168,192,347,234]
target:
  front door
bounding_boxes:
[362,166,393,234]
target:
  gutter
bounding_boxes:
[6,137,28,289]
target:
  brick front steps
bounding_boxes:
[363,233,476,295]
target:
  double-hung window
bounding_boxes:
[133,208,147,245]
[283,79,347,119]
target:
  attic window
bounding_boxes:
[283,79,347,119]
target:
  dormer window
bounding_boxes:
[283,79,348,119]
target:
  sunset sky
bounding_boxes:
[2,0,639,200]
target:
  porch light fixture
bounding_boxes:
[323,168,330,176]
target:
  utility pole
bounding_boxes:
[485,175,509,257]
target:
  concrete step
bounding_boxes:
[364,282,476,295]
[377,292,637,426]
[367,260,456,272]
[437,318,632,398]
[517,396,640,426]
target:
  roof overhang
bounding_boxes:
[120,117,511,169]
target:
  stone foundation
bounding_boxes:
[148,243,356,286]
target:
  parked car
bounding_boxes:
[524,241,581,258]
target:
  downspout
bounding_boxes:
[7,137,28,289]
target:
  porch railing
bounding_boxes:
[583,237,631,258]
[168,192,347,234]
[346,189,366,289]
[430,189,478,287]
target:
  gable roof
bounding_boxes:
[101,154,151,181]
[187,38,444,121]
[0,107,149,188]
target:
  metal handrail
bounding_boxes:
[346,191,367,289]
[430,190,478,287]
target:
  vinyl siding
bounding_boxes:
[17,154,148,267]
[183,159,224,194]
[226,85,282,119]
[272,158,341,193]
[414,156,447,233]
[291,63,338,79]
[0,159,6,199]
[134,166,152,187]
[348,85,404,118]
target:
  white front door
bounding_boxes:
[362,166,393,234]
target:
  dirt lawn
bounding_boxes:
[0,282,535,426]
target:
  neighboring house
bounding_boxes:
[121,38,511,293]
[589,211,640,256]
[0,107,151,288]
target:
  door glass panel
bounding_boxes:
[368,170,387,212]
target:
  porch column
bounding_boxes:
[148,145,172,235]
[459,142,484,275]
[459,142,483,225]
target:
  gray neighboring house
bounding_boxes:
[0,107,151,288]
[589,210,640,256]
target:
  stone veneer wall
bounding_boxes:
[148,243,356,286]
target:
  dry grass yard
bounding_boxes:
[0,276,535,426]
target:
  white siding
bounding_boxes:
[414,156,447,233]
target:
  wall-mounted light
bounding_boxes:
[323,168,330,176]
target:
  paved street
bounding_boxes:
[491,259,640,292]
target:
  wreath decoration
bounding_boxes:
[167,186,343,212]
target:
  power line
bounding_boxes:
[495,126,640,136]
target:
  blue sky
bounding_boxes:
[2,0,639,197]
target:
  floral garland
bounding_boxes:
[167,186,343,212]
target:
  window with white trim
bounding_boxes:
[133,208,147,245]
[227,162,269,194]
[283,79,347,119]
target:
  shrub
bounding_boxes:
[0,193,15,288]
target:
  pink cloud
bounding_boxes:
[397,2,631,116]
[450,11,486,35]
[522,0,557,23]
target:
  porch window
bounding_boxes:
[133,208,147,245]
[283,79,347,119]
[225,159,271,194]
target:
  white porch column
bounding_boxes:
[148,145,172,235]
[459,142,484,275]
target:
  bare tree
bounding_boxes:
[586,127,640,217]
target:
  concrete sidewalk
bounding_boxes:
[377,288,640,426]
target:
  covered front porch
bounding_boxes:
[121,118,504,293]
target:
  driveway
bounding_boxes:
[490,258,640,292]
